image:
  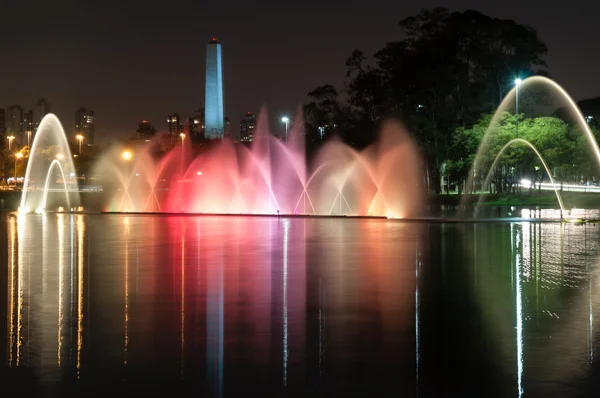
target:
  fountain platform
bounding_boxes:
[15,210,598,224]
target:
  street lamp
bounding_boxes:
[76,134,84,155]
[180,132,185,145]
[122,150,132,161]
[14,152,23,188]
[281,116,289,141]
[515,78,522,138]
[7,135,14,151]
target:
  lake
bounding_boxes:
[2,213,600,397]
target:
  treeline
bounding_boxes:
[303,8,550,193]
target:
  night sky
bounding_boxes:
[1,0,598,144]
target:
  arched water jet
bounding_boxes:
[20,114,79,212]
[475,138,565,217]
[271,139,316,214]
[461,76,600,216]
[40,159,71,212]
[244,152,281,213]
[91,108,423,217]
[228,178,251,213]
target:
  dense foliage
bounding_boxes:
[304,8,552,193]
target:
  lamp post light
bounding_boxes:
[122,150,132,161]
[7,135,14,151]
[76,134,84,155]
[515,78,522,139]
[14,152,23,188]
[281,116,289,142]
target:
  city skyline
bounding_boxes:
[1,0,600,145]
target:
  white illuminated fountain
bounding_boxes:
[462,76,600,219]
[19,114,80,213]
[476,138,566,216]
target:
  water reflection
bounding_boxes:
[4,215,600,396]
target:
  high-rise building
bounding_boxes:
[136,120,156,142]
[240,112,256,142]
[75,107,95,146]
[167,113,182,136]
[33,98,51,131]
[0,109,5,136]
[22,110,33,147]
[188,107,205,140]
[6,105,23,139]
[204,38,224,140]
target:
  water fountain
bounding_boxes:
[19,77,598,221]
[462,76,600,219]
[19,114,80,213]
[475,138,565,216]
[91,110,425,218]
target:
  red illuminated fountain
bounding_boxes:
[94,108,425,218]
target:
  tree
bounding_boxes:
[304,84,341,149]
[445,115,489,192]
[449,113,592,194]
[304,8,549,193]
[373,9,548,192]
[343,50,386,148]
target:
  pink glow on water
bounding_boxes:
[96,110,424,217]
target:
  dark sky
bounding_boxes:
[1,0,598,144]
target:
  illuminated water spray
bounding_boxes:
[476,139,566,216]
[20,114,79,213]
[462,76,600,218]
[90,111,424,218]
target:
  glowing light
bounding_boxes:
[283,219,289,386]
[180,226,185,377]
[122,150,132,160]
[76,216,85,377]
[124,217,129,365]
[16,216,23,366]
[515,227,524,397]
[56,153,64,160]
[15,152,23,159]
[515,78,522,86]
[8,217,16,365]
[57,214,65,366]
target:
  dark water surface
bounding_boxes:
[2,213,600,397]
